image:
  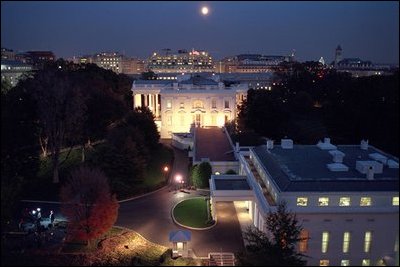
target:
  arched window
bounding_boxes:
[193,100,204,109]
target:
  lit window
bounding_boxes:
[319,197,329,206]
[297,197,308,206]
[364,231,372,253]
[320,259,329,266]
[362,259,370,266]
[212,99,217,109]
[343,232,351,253]
[341,260,350,266]
[322,232,329,253]
[393,197,399,206]
[193,100,204,109]
[299,230,309,253]
[224,100,230,109]
[360,197,372,206]
[180,114,185,126]
[180,102,184,109]
[167,100,172,109]
[339,197,351,206]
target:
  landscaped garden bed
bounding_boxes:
[172,198,215,229]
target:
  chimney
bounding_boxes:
[324,137,331,144]
[367,166,374,180]
[361,139,369,150]
[267,140,274,150]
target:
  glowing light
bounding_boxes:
[201,6,209,15]
[163,166,169,172]
[175,174,182,183]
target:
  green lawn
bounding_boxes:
[173,198,213,228]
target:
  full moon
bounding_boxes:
[201,6,209,15]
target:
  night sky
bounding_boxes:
[1,1,399,64]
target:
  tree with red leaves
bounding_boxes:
[60,166,119,245]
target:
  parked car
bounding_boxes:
[20,217,53,233]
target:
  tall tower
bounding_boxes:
[335,45,342,66]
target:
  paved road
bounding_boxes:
[116,141,244,256]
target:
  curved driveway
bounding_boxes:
[116,141,244,257]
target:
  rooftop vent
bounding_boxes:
[368,153,388,165]
[327,163,349,172]
[317,137,337,150]
[387,159,399,169]
[356,161,383,177]
[361,139,369,150]
[329,150,345,163]
[281,139,293,149]
[266,140,274,150]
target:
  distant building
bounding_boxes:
[147,49,215,73]
[121,57,146,75]
[1,47,15,60]
[92,52,123,73]
[216,53,293,74]
[1,59,34,87]
[333,45,393,77]
[334,45,343,66]
[15,51,55,68]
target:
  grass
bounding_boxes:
[173,198,213,228]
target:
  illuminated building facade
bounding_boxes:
[131,74,247,138]
[210,138,399,266]
[216,53,294,73]
[148,49,215,73]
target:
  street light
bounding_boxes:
[175,174,183,190]
[163,166,169,182]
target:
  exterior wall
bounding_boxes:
[236,149,400,266]
[160,91,237,138]
[299,212,399,266]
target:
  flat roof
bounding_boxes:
[252,145,399,192]
[195,127,235,162]
[214,178,251,190]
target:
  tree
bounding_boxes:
[242,202,307,266]
[1,78,40,225]
[225,169,237,175]
[30,60,87,183]
[60,166,119,245]
[191,162,212,188]
[140,70,157,80]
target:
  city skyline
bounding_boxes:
[1,1,399,64]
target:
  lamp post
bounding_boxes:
[163,166,169,183]
[175,174,182,191]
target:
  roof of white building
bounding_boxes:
[252,144,399,192]
[195,127,236,162]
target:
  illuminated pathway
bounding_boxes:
[116,140,245,257]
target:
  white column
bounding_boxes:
[149,93,153,112]
[155,94,159,118]
[134,94,142,108]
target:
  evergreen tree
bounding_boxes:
[241,201,307,266]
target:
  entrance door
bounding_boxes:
[195,114,201,126]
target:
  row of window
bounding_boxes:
[320,231,372,254]
[296,196,399,207]
[320,259,371,266]
[165,100,231,109]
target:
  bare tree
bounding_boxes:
[60,166,119,246]
[31,64,86,183]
